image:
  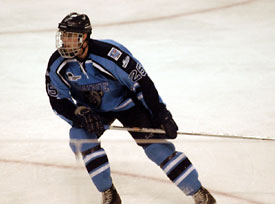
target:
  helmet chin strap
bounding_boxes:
[77,39,89,60]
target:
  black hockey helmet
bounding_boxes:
[56,12,91,58]
[58,12,92,34]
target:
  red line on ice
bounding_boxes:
[0,158,265,204]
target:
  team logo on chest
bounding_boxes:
[66,72,82,81]
[84,90,104,108]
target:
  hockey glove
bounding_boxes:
[74,106,105,137]
[155,108,178,139]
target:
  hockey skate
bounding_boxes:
[102,184,121,204]
[192,187,216,204]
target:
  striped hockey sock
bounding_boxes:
[144,143,201,195]
[82,145,113,192]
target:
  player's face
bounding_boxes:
[61,32,80,48]
[56,30,84,58]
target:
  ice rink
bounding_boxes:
[0,0,275,203]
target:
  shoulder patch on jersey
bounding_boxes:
[107,47,122,61]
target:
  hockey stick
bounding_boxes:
[107,125,275,141]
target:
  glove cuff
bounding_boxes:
[74,106,91,116]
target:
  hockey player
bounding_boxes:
[45,12,216,204]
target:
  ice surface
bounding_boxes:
[0,0,275,203]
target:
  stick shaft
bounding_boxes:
[108,126,275,141]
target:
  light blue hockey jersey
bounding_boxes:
[46,39,164,124]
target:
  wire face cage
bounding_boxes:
[56,31,84,58]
